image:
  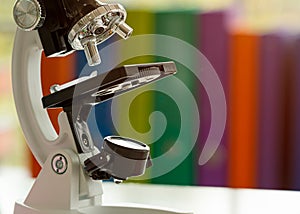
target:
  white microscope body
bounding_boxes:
[11,0,192,213]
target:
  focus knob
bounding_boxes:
[13,0,45,31]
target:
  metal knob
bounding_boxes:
[13,0,45,31]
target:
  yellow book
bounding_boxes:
[114,10,155,182]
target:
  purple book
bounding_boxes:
[289,37,300,190]
[258,33,286,189]
[196,11,229,186]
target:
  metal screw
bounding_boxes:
[50,84,60,93]
[82,134,89,147]
[52,154,68,174]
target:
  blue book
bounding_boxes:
[75,36,119,148]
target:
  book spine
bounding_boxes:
[258,34,286,189]
[289,37,300,190]
[152,10,197,185]
[228,31,259,188]
[197,10,229,187]
[114,10,155,182]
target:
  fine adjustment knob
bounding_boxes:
[13,0,45,31]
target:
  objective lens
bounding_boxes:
[115,22,133,39]
[83,40,101,66]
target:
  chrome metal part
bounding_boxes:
[13,0,45,31]
[83,39,101,66]
[68,3,133,66]
[114,21,133,39]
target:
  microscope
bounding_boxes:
[11,0,192,213]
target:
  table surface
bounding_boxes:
[1,167,300,214]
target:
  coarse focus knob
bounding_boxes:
[13,0,45,31]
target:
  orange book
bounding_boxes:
[228,30,259,188]
[29,52,76,177]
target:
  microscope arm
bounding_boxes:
[12,29,77,166]
[12,29,56,165]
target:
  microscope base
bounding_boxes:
[14,149,192,214]
[15,203,192,214]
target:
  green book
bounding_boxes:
[151,10,198,185]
